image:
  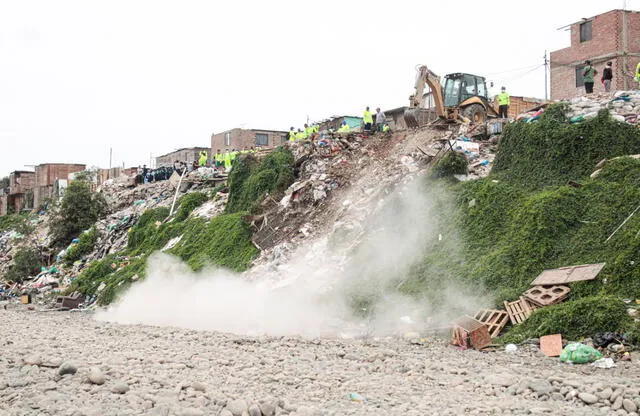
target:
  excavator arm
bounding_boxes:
[408,66,446,117]
[405,66,446,128]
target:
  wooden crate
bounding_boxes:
[473,309,510,338]
[504,296,537,325]
[452,316,491,350]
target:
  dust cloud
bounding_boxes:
[97,176,489,337]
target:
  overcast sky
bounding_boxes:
[0,0,635,176]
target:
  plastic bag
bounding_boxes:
[559,343,602,364]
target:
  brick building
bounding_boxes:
[7,171,36,214]
[211,129,288,152]
[155,147,211,168]
[550,9,640,99]
[33,163,86,209]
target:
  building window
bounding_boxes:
[579,21,592,42]
[224,132,231,146]
[281,135,288,144]
[575,66,585,87]
[255,133,269,146]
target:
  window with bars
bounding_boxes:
[224,132,231,146]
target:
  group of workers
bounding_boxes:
[582,60,640,94]
[288,107,390,142]
[362,107,389,133]
[288,123,320,141]
[212,148,256,171]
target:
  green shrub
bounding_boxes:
[503,296,631,342]
[49,181,106,248]
[64,226,98,265]
[432,151,468,178]
[4,248,42,282]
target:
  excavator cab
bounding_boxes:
[443,73,488,107]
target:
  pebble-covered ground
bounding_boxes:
[1,309,639,416]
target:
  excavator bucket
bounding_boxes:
[403,108,421,129]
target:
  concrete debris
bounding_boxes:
[518,90,640,125]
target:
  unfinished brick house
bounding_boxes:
[33,163,86,209]
[155,147,211,168]
[7,171,36,214]
[211,129,288,152]
[550,9,640,99]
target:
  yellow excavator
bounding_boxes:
[404,65,498,128]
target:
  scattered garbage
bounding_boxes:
[505,343,518,354]
[559,343,602,364]
[348,393,366,403]
[591,357,616,369]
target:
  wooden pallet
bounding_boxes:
[503,296,537,325]
[523,285,570,307]
[473,309,510,338]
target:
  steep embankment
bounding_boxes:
[398,104,640,341]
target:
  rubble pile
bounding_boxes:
[0,176,224,310]
[518,90,640,124]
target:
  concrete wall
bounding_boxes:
[0,195,7,216]
[211,129,288,153]
[156,147,210,168]
[551,9,640,99]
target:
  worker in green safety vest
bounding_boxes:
[337,121,350,133]
[230,149,239,164]
[288,127,296,142]
[295,129,307,140]
[363,107,373,133]
[304,123,314,138]
[224,149,232,171]
[497,86,510,119]
[214,149,224,168]
[636,62,640,89]
[198,151,208,167]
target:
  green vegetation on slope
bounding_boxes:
[70,168,268,304]
[64,226,98,265]
[503,296,632,342]
[5,248,42,282]
[399,107,640,339]
[493,104,640,189]
[225,147,295,213]
[0,213,34,235]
